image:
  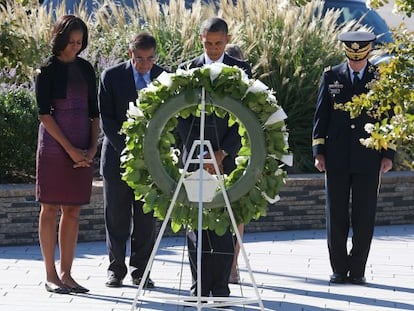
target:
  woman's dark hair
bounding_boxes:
[51,15,88,56]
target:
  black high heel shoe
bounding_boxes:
[45,282,71,294]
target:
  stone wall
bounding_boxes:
[1,171,413,246]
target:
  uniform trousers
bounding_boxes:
[325,171,380,277]
[104,177,155,279]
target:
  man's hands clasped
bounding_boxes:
[202,149,226,175]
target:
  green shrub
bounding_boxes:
[0,0,52,85]
[0,87,38,183]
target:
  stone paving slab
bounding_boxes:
[0,224,413,311]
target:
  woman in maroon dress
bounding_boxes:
[35,15,99,294]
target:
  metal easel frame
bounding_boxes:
[130,87,265,311]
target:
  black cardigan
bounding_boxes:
[35,55,99,118]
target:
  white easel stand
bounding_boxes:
[130,88,265,311]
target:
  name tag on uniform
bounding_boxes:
[328,81,343,95]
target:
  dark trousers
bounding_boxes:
[325,171,380,277]
[103,177,155,279]
[188,228,234,297]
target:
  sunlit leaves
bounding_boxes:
[341,28,414,154]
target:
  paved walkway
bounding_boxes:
[1,224,413,311]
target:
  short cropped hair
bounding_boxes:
[129,32,157,52]
[200,17,228,35]
[51,15,88,56]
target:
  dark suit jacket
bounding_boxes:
[177,53,252,174]
[179,54,252,78]
[99,60,165,178]
[312,62,395,173]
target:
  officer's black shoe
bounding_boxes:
[349,276,366,285]
[329,273,347,284]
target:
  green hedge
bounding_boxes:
[0,88,38,183]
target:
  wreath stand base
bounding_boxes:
[131,88,265,311]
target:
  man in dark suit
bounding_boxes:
[99,32,166,288]
[177,17,252,298]
[312,31,395,285]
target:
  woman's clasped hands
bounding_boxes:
[70,147,95,168]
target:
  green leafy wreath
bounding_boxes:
[121,64,292,235]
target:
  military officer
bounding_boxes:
[312,31,395,285]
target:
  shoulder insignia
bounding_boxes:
[324,66,331,72]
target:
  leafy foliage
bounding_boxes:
[0,1,52,85]
[340,25,414,169]
[0,87,38,182]
[121,64,291,234]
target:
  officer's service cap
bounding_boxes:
[338,31,376,61]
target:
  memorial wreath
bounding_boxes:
[121,63,292,235]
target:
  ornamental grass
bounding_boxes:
[2,0,393,178]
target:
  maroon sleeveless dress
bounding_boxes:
[36,62,93,205]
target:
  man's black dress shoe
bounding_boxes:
[329,273,347,284]
[349,276,366,285]
[105,275,123,288]
[132,277,155,288]
[45,282,71,294]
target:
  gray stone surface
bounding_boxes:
[2,172,414,246]
[0,224,413,311]
[376,0,414,30]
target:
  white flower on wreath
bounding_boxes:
[267,92,277,104]
[269,153,294,167]
[208,63,224,82]
[262,192,280,204]
[141,83,158,93]
[176,67,198,77]
[275,168,284,176]
[170,147,181,164]
[246,79,268,94]
[283,132,290,146]
[127,100,144,118]
[265,107,288,126]
[281,154,294,166]
[156,71,174,88]
[235,155,249,166]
